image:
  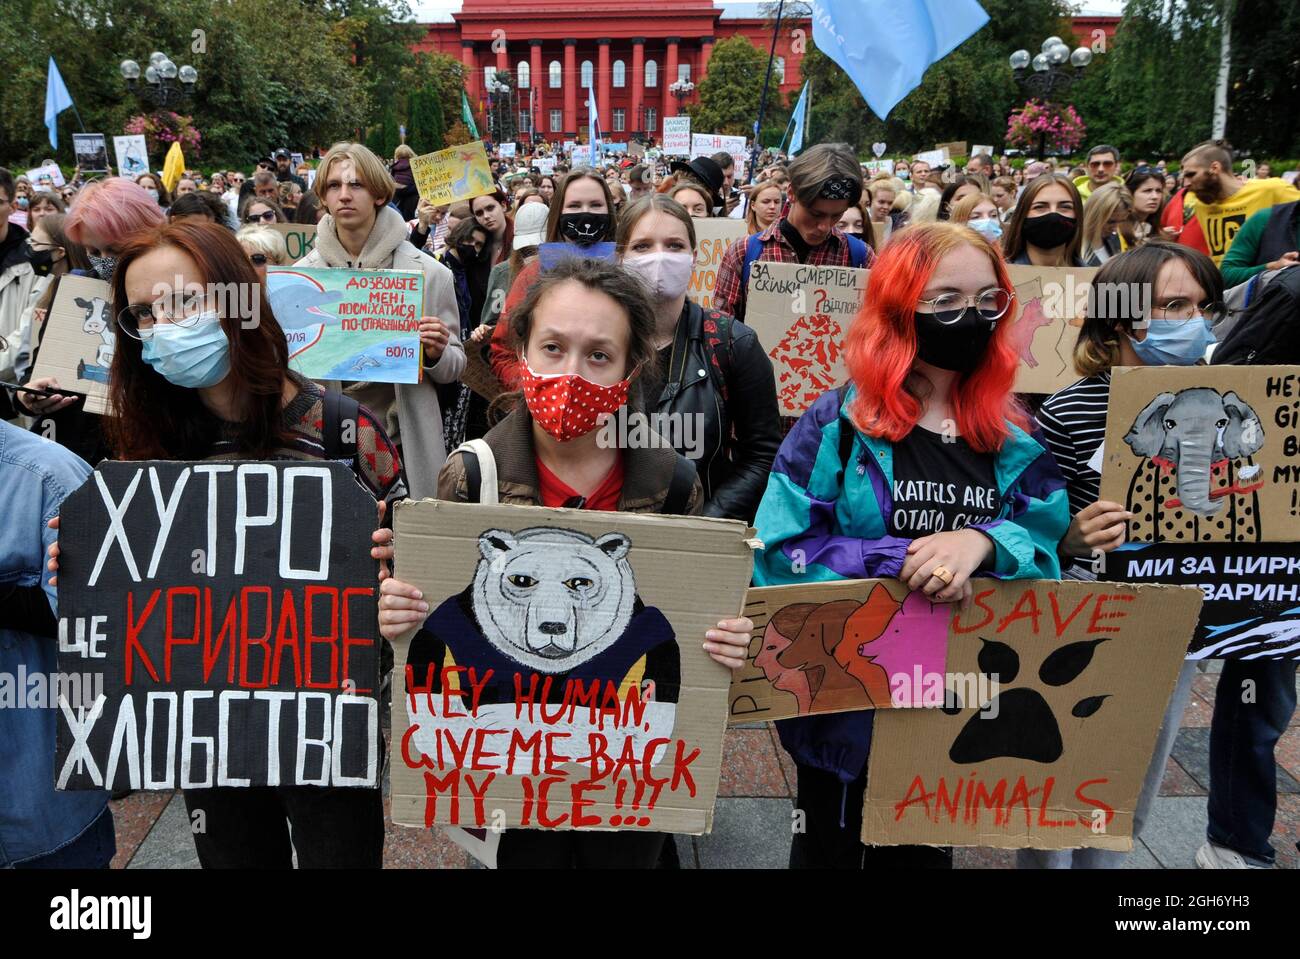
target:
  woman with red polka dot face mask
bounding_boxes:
[372,256,755,869]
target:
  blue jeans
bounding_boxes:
[15,808,115,869]
[1207,659,1299,866]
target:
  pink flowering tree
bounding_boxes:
[1005,100,1086,159]
[123,112,203,159]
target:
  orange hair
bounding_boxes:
[843,222,1026,453]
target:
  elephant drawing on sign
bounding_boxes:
[1122,387,1266,542]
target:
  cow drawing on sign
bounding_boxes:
[403,526,680,767]
[74,296,114,384]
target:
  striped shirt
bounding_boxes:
[1037,372,1111,574]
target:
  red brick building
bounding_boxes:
[415,1,1120,142]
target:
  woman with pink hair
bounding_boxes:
[17,177,165,463]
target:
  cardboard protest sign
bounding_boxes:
[1102,543,1300,659]
[691,133,747,160]
[1006,264,1096,395]
[629,140,645,158]
[499,142,517,158]
[936,141,968,158]
[26,162,65,189]
[460,337,504,403]
[273,222,317,260]
[663,117,690,155]
[1099,365,1297,543]
[73,134,109,173]
[863,580,1203,850]
[729,579,951,724]
[29,274,116,415]
[389,500,755,833]
[53,461,381,791]
[871,221,889,249]
[534,156,556,175]
[113,135,149,177]
[744,260,869,417]
[686,218,747,311]
[971,145,994,158]
[410,141,496,206]
[266,267,423,384]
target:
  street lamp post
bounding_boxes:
[1008,37,1092,160]
[120,51,198,109]
[669,78,695,112]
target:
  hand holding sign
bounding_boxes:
[419,316,450,362]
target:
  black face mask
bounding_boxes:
[1022,211,1077,250]
[558,212,611,247]
[914,310,997,373]
[28,247,58,276]
[458,244,482,264]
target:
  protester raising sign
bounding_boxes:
[686,219,746,311]
[863,580,1203,850]
[54,461,381,791]
[388,500,754,834]
[743,260,869,417]
[410,140,496,206]
[28,275,116,414]
[266,267,423,384]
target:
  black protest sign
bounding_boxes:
[54,460,381,791]
[1101,542,1300,660]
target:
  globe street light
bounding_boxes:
[1009,35,1093,159]
[670,79,695,109]
[121,50,198,109]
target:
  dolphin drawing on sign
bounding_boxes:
[265,280,340,357]
[349,355,381,374]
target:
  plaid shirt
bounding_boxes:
[711,218,878,322]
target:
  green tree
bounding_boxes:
[689,35,769,135]
[408,86,445,155]
[366,104,400,158]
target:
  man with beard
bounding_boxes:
[1179,140,1300,266]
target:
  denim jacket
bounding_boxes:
[0,420,107,866]
[752,387,1070,783]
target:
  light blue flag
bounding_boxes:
[45,57,74,150]
[788,81,810,156]
[812,0,989,120]
[586,83,601,157]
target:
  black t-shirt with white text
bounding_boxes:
[888,426,1002,536]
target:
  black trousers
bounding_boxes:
[790,764,953,869]
[496,829,667,869]
[182,785,384,869]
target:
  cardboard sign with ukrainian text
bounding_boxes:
[687,219,747,311]
[410,141,496,206]
[1101,542,1300,659]
[1098,365,1300,544]
[53,461,381,791]
[728,579,951,724]
[1006,265,1096,395]
[389,500,755,834]
[274,222,318,261]
[862,580,1201,850]
[266,267,422,384]
[744,260,869,417]
[28,274,115,415]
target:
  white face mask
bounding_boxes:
[622,251,695,300]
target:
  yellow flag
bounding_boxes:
[161,140,185,192]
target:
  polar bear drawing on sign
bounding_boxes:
[403,526,680,764]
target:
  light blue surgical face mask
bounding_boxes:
[140,311,232,388]
[969,217,1003,241]
[1129,316,1216,366]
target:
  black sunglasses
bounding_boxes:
[249,253,269,266]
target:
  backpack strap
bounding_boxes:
[453,439,498,504]
[698,304,734,405]
[844,233,869,269]
[835,383,857,474]
[322,390,361,465]
[661,453,697,516]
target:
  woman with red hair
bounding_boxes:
[751,221,1070,869]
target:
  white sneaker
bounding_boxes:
[1195,841,1268,869]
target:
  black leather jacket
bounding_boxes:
[654,299,782,522]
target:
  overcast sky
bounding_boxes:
[406,0,1128,21]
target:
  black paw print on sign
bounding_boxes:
[941,638,1110,764]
